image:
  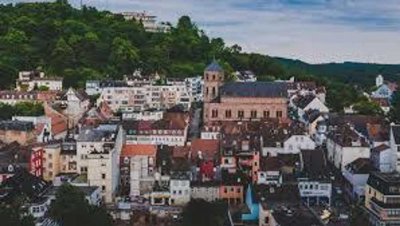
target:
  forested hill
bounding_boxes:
[275,58,400,87]
[0,0,400,111]
[0,0,285,89]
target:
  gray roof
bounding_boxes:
[220,82,287,98]
[77,129,115,142]
[205,60,223,72]
[0,120,34,131]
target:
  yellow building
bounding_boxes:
[42,143,61,181]
[365,172,400,226]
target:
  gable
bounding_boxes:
[304,98,329,113]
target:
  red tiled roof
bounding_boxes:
[122,144,157,157]
[190,139,219,160]
[44,103,68,135]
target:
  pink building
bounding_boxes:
[203,61,288,123]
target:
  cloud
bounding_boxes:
[4,0,400,64]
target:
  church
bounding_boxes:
[203,61,288,123]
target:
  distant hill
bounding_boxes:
[275,57,400,87]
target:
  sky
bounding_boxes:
[5,0,400,64]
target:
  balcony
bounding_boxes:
[369,197,400,220]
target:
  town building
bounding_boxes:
[291,94,329,120]
[16,70,62,91]
[59,138,78,174]
[343,158,376,201]
[53,88,90,128]
[12,115,52,143]
[0,120,35,145]
[256,184,322,226]
[257,157,283,186]
[120,11,170,33]
[371,75,397,100]
[203,61,288,123]
[190,182,220,202]
[76,124,122,174]
[121,109,164,121]
[169,172,191,206]
[298,149,332,206]
[42,142,62,181]
[326,124,370,171]
[0,90,58,105]
[124,112,189,146]
[365,172,400,225]
[120,144,157,196]
[371,144,395,173]
[44,103,69,140]
[390,125,400,172]
[233,71,257,82]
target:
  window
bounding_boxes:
[263,111,270,118]
[251,110,257,118]
[237,188,241,193]
[212,109,218,118]
[276,111,283,118]
[102,174,106,179]
[212,87,216,96]
[265,217,269,224]
[102,186,106,191]
[224,188,228,193]
[238,110,244,118]
[225,110,232,118]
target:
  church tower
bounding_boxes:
[203,60,224,102]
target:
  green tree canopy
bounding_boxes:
[182,199,228,226]
[49,184,112,226]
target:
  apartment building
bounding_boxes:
[120,144,157,196]
[365,172,400,225]
[124,112,189,146]
[76,124,123,175]
[16,70,62,91]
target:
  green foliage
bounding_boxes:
[182,199,227,226]
[0,203,35,226]
[390,88,400,123]
[0,102,44,120]
[36,85,50,91]
[353,98,383,116]
[0,2,289,88]
[326,82,361,112]
[49,184,113,226]
[0,1,398,111]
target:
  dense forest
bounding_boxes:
[0,0,399,112]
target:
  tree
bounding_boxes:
[50,38,75,74]
[49,184,112,226]
[353,98,383,116]
[182,199,227,226]
[0,203,35,226]
[109,37,140,78]
[37,85,50,91]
